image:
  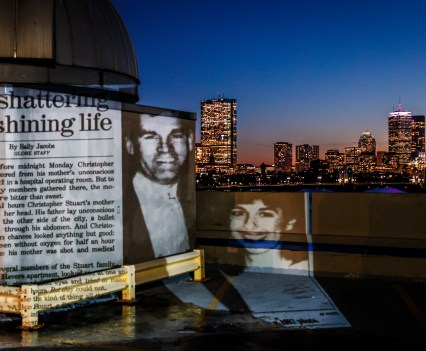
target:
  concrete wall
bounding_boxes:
[311,193,426,280]
[196,191,426,280]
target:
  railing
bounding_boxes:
[0,249,205,331]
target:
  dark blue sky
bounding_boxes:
[113,0,426,165]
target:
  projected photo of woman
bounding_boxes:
[228,197,308,272]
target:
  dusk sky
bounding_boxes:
[113,0,426,165]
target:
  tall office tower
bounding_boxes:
[416,152,426,172]
[358,130,376,154]
[388,104,412,168]
[325,149,344,171]
[411,115,425,157]
[295,144,319,163]
[358,130,376,172]
[201,98,237,171]
[195,143,212,173]
[274,142,293,172]
[376,151,386,166]
[345,147,363,172]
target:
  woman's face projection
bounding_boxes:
[229,199,282,254]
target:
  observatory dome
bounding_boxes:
[0,0,140,102]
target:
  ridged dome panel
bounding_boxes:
[0,0,140,102]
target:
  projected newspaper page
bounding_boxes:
[0,89,123,285]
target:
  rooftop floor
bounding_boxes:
[1,265,426,350]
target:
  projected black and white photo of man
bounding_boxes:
[122,112,195,264]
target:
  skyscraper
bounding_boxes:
[295,144,319,163]
[295,144,319,172]
[358,130,376,155]
[344,146,363,172]
[411,115,425,157]
[388,104,412,169]
[358,130,376,172]
[195,143,213,173]
[274,142,293,172]
[200,98,237,172]
[325,149,344,171]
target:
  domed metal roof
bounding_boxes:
[0,0,140,103]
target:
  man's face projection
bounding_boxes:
[136,115,189,184]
